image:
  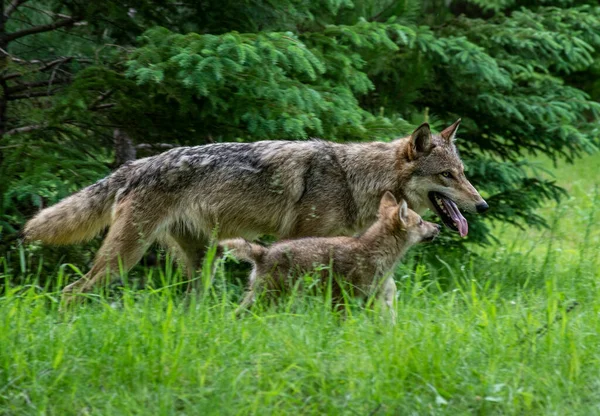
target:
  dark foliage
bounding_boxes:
[1,0,598,266]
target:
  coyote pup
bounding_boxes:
[221,191,440,320]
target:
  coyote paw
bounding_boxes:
[59,281,87,310]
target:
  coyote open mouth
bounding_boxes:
[428,192,468,237]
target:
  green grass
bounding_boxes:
[1,153,599,415]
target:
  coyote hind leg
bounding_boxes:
[62,200,161,306]
[165,229,210,294]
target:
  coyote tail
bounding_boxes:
[219,238,266,264]
[23,164,131,245]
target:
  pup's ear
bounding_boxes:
[440,118,461,143]
[379,191,398,217]
[398,199,409,225]
[408,122,432,160]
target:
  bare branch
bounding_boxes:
[7,89,59,100]
[89,89,114,110]
[93,103,116,110]
[7,80,52,93]
[4,16,83,42]
[46,56,74,92]
[6,77,70,94]
[30,56,72,71]
[4,0,29,19]
[2,73,23,81]
[4,123,44,135]
[0,46,24,62]
[19,5,89,26]
[21,4,73,20]
[1,56,92,81]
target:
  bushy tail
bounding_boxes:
[23,165,130,245]
[219,238,266,264]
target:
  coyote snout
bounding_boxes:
[421,222,441,242]
[399,198,441,245]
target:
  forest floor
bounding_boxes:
[1,152,599,415]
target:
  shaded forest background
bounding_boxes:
[0,0,598,269]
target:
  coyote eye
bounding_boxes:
[440,171,453,179]
[418,219,423,226]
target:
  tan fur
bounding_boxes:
[23,162,134,245]
[24,186,112,245]
[24,200,111,245]
[23,121,485,303]
[221,192,440,321]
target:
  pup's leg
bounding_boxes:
[62,199,161,307]
[378,276,397,325]
[235,268,261,317]
[235,290,256,317]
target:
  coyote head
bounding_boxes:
[398,119,488,237]
[378,191,440,245]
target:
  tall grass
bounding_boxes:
[1,154,599,415]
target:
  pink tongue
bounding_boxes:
[441,197,468,237]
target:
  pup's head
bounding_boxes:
[378,191,440,246]
[399,119,488,237]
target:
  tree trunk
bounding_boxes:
[0,0,8,217]
[113,128,136,167]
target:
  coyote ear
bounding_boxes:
[379,191,398,217]
[409,122,432,159]
[440,118,461,143]
[398,199,409,224]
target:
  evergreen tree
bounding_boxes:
[0,0,185,243]
[1,0,599,257]
[122,0,600,246]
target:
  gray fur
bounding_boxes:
[23,121,486,302]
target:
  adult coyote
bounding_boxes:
[24,120,488,299]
